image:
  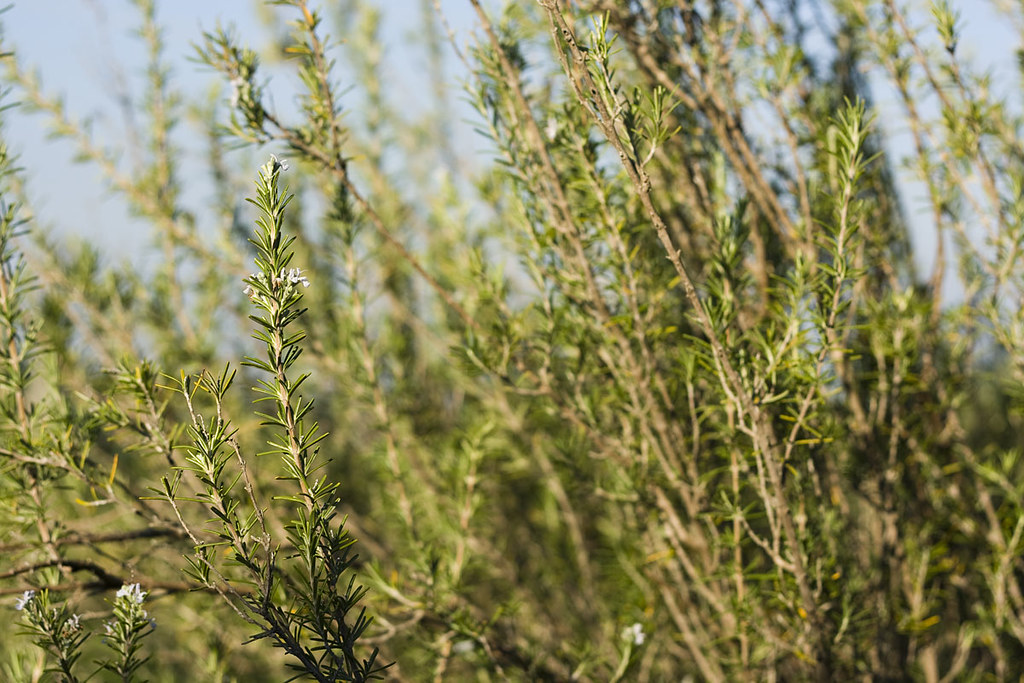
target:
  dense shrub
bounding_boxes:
[1,0,1023,680]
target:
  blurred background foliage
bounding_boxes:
[1,0,1024,680]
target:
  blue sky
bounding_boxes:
[2,0,483,259]
[2,0,1021,293]
[6,1,259,257]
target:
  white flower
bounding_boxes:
[104,621,114,635]
[14,590,35,611]
[244,272,268,299]
[623,622,645,646]
[116,583,146,604]
[272,268,310,288]
[284,268,310,288]
[247,269,309,297]
[65,614,81,633]
[259,155,289,181]
[270,153,289,172]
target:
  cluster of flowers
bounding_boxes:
[105,582,154,634]
[15,582,155,638]
[622,622,645,646]
[243,267,311,302]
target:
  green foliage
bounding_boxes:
[1,0,1024,681]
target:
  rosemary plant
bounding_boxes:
[155,154,387,682]
[3,0,1024,680]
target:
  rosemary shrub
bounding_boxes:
[1,0,1024,681]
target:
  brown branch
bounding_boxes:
[0,528,186,553]
[536,2,829,677]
